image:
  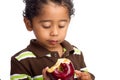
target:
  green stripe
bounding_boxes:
[15,51,36,61]
[11,74,32,80]
[11,73,86,80]
[73,47,81,55]
[11,74,44,80]
[33,75,43,80]
[63,48,67,52]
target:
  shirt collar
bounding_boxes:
[27,39,74,57]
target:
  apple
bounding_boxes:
[47,58,75,80]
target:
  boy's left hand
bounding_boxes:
[75,70,92,80]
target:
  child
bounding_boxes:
[10,0,95,80]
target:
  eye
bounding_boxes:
[59,25,65,28]
[42,25,51,28]
[42,22,51,28]
[59,21,67,28]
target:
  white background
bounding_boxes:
[0,0,120,80]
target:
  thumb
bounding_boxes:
[42,67,50,80]
[42,67,49,75]
[74,70,82,78]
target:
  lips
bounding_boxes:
[48,40,58,45]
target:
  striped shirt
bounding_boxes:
[10,39,95,80]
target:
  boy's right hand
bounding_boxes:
[42,67,51,80]
[42,67,62,80]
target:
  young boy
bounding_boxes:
[10,0,95,80]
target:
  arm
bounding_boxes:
[72,47,95,80]
[75,70,94,80]
[77,53,95,80]
[10,57,32,80]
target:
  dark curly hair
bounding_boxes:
[23,0,75,21]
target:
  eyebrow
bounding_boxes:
[61,19,68,21]
[39,20,51,23]
[39,19,68,23]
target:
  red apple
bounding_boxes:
[47,58,75,80]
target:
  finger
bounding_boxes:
[75,70,82,74]
[42,67,50,80]
[81,75,90,80]
[74,70,82,78]
[81,72,91,80]
[42,67,48,75]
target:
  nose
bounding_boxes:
[50,26,58,36]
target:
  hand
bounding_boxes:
[42,67,50,80]
[42,67,61,80]
[75,70,92,80]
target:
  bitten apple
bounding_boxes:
[47,58,75,80]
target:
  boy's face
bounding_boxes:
[25,3,70,50]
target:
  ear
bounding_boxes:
[24,17,33,31]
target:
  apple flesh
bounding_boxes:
[47,58,75,80]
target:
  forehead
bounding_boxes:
[36,2,69,20]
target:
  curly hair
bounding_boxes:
[23,0,75,21]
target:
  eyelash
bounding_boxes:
[42,25,65,29]
[42,26,50,28]
[59,26,65,28]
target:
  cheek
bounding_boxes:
[61,27,68,34]
[33,28,47,38]
[37,31,48,37]
[59,30,67,38]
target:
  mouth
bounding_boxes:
[48,40,59,45]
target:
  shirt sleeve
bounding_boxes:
[79,52,95,80]
[10,57,32,80]
[72,47,95,80]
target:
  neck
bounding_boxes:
[47,44,63,57]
